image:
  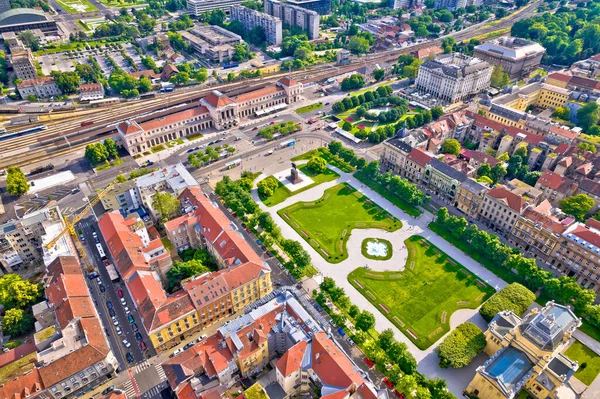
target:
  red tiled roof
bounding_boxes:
[505,126,544,145]
[39,344,108,387]
[486,186,527,212]
[79,83,103,93]
[555,143,570,155]
[520,203,571,235]
[547,72,572,83]
[550,126,578,140]
[55,297,95,329]
[0,368,44,399]
[321,391,350,399]
[204,91,235,109]
[234,86,283,104]
[128,271,168,332]
[17,77,55,88]
[278,76,299,87]
[139,106,209,132]
[117,120,143,135]
[537,170,567,190]
[468,150,499,167]
[276,340,308,377]
[468,112,506,132]
[568,223,600,248]
[407,147,433,167]
[412,46,443,59]
[311,332,364,389]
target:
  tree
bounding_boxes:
[258,176,279,197]
[431,106,444,120]
[348,36,370,55]
[437,322,486,368]
[348,304,360,319]
[480,283,536,321]
[328,141,343,155]
[84,142,109,164]
[166,259,209,290]
[379,328,396,351]
[104,138,118,159]
[75,64,99,83]
[173,71,190,85]
[227,72,236,82]
[152,192,180,221]
[341,74,365,90]
[6,167,29,196]
[577,102,600,132]
[342,121,353,131]
[490,65,509,88]
[355,311,375,332]
[396,375,420,399]
[559,194,595,221]
[18,30,40,51]
[477,163,491,178]
[489,163,507,184]
[51,71,80,94]
[306,156,326,174]
[2,308,35,336]
[0,274,42,309]
[440,139,460,155]
[320,277,336,292]
[195,67,208,83]
[373,68,385,81]
[137,77,152,93]
[281,239,311,268]
[553,106,570,121]
[578,142,597,153]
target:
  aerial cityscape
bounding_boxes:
[3,0,600,398]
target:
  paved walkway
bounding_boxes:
[253,165,507,397]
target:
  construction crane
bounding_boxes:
[44,181,116,271]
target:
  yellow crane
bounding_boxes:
[44,181,116,271]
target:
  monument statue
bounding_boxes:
[287,162,302,184]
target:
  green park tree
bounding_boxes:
[5,167,29,196]
[355,310,375,332]
[306,156,327,174]
[152,192,180,221]
[437,322,486,368]
[577,102,600,132]
[0,274,42,309]
[440,139,461,155]
[3,308,35,336]
[559,194,595,221]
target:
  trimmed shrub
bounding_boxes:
[437,322,486,368]
[479,283,536,322]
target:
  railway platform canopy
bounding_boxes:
[29,171,76,194]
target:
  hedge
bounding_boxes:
[437,322,486,368]
[479,283,536,322]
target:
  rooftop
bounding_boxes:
[474,36,545,60]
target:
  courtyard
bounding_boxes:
[348,236,495,349]
[277,183,401,263]
[564,341,600,386]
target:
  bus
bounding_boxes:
[225,159,241,169]
[280,139,296,148]
[106,264,120,282]
[96,243,106,259]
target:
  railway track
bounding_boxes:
[0,0,539,169]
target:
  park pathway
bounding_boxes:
[253,165,508,396]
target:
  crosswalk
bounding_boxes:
[155,364,167,381]
[133,360,152,374]
[122,380,137,398]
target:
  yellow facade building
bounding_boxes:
[466,302,581,399]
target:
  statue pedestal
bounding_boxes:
[287,168,303,184]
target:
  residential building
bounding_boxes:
[132,163,199,216]
[264,0,320,40]
[577,178,600,214]
[118,78,303,155]
[0,205,75,271]
[180,26,242,63]
[551,218,600,292]
[389,0,411,9]
[509,200,574,264]
[434,0,467,11]
[2,32,25,51]
[404,147,433,183]
[0,0,10,13]
[473,37,546,79]
[186,0,244,16]
[380,136,413,176]
[504,178,544,206]
[411,45,444,60]
[455,178,488,218]
[278,0,331,14]
[415,53,493,104]
[535,170,578,206]
[460,149,500,171]
[479,186,528,234]
[17,77,62,99]
[544,126,578,146]
[570,54,600,79]
[466,302,580,399]
[230,5,282,45]
[99,179,141,213]
[163,289,385,399]
[357,62,392,81]
[422,157,468,203]
[11,48,37,80]
[78,83,104,102]
[545,72,571,89]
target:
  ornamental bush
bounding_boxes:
[437,322,486,368]
[479,283,536,322]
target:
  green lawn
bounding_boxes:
[296,102,323,114]
[354,170,422,217]
[151,144,166,153]
[564,341,600,385]
[99,0,147,6]
[291,148,356,173]
[260,165,339,207]
[55,0,98,13]
[348,236,495,349]
[278,183,401,263]
[579,320,600,343]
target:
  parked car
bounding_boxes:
[112,316,119,326]
[96,277,102,284]
[106,301,113,309]
[135,332,143,341]
[140,341,147,351]
[108,308,115,317]
[131,323,138,332]
[99,284,106,293]
[102,386,115,395]
[117,289,123,298]
[120,298,126,306]
[124,306,130,314]
[128,315,135,324]
[184,342,194,350]
[88,273,98,279]
[116,326,122,335]
[122,339,131,348]
[126,352,134,363]
[170,348,184,358]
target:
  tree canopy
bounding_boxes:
[6,167,29,196]
[0,274,42,310]
[3,308,35,337]
[437,322,486,368]
[559,194,595,221]
[306,156,327,174]
[440,139,461,155]
[479,283,536,322]
[152,192,180,221]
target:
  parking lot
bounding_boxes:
[38,43,145,76]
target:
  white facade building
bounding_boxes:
[415,53,492,104]
[230,5,283,45]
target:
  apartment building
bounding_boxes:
[186,0,244,16]
[535,170,578,207]
[278,0,331,14]
[479,186,528,235]
[2,256,120,399]
[78,83,104,101]
[18,77,62,99]
[264,0,320,40]
[455,178,488,219]
[11,48,37,80]
[230,5,282,45]
[0,206,75,271]
[467,302,580,399]
[118,78,303,155]
[509,201,574,264]
[180,26,241,63]
[422,158,468,203]
[473,37,545,79]
[99,180,141,213]
[434,0,466,10]
[404,147,433,183]
[551,219,600,292]
[415,53,492,103]
[380,137,413,176]
[163,289,385,399]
